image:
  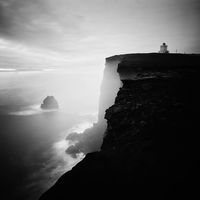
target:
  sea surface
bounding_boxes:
[0,69,100,200]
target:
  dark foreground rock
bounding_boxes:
[39,54,200,200]
[41,96,59,110]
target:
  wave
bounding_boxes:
[65,121,94,134]
[26,119,93,198]
[9,104,57,116]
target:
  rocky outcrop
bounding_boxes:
[39,53,200,199]
[41,96,59,110]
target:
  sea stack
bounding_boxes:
[40,96,59,110]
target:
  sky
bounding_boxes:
[0,0,200,69]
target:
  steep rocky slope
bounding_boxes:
[40,54,200,199]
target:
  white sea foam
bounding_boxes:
[65,121,94,134]
[9,104,57,116]
[29,120,91,192]
[50,120,93,175]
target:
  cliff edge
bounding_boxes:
[39,53,200,199]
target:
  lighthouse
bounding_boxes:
[159,43,169,54]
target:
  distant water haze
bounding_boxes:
[0,66,101,200]
[0,65,103,115]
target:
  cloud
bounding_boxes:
[0,0,200,57]
[0,0,86,53]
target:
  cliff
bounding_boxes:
[39,53,200,199]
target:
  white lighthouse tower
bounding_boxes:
[159,43,169,54]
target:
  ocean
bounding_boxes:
[0,69,100,200]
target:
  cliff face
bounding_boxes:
[98,55,122,120]
[40,54,200,199]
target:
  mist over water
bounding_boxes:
[0,66,102,114]
[0,68,100,200]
